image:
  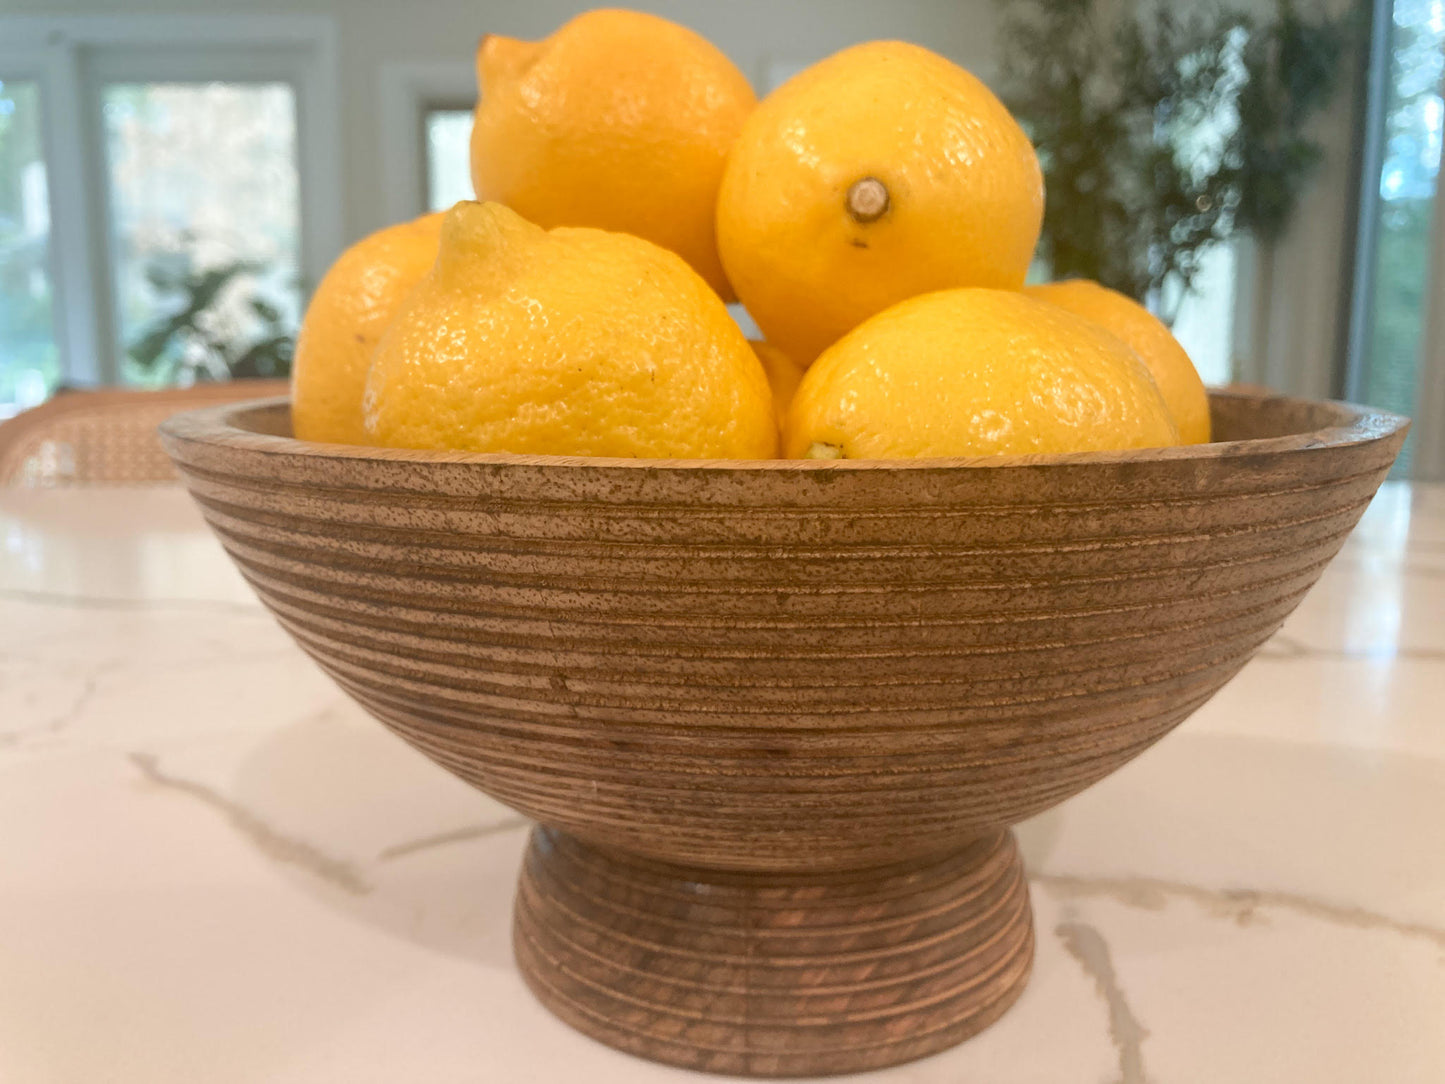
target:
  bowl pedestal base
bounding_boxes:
[513,827,1034,1078]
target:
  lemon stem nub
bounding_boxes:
[846,178,890,224]
[807,442,845,460]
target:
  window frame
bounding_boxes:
[0,43,99,387]
[378,61,475,222]
[1338,0,1445,478]
[1342,0,1395,408]
[0,15,342,388]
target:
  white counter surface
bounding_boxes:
[2,484,1442,1083]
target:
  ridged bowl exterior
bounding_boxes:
[161,392,1406,872]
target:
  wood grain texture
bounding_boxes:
[160,389,1407,1076]
[515,827,1033,1076]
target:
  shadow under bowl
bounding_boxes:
[161,390,1407,1077]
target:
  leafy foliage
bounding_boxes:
[998,0,1354,313]
[126,247,295,383]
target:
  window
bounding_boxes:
[103,82,303,385]
[1169,243,1238,388]
[425,108,474,213]
[0,16,341,411]
[0,78,58,416]
[1348,0,1445,475]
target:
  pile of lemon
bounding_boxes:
[292,9,1209,460]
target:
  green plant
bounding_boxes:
[998,0,1354,317]
[127,250,295,383]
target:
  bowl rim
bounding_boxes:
[160,389,1410,473]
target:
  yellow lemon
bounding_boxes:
[290,212,444,444]
[471,9,755,299]
[785,289,1178,459]
[1026,280,1211,444]
[718,41,1044,364]
[750,340,807,431]
[365,202,776,459]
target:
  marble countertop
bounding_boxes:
[2,483,1442,1083]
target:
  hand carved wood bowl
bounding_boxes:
[161,391,1406,1078]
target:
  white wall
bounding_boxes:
[5,0,1004,243]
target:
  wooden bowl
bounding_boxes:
[161,391,1406,1077]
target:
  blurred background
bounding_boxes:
[0,0,1441,475]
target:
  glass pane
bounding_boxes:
[103,82,301,386]
[1363,0,1445,472]
[426,108,474,212]
[0,78,59,417]
[1170,242,1236,387]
